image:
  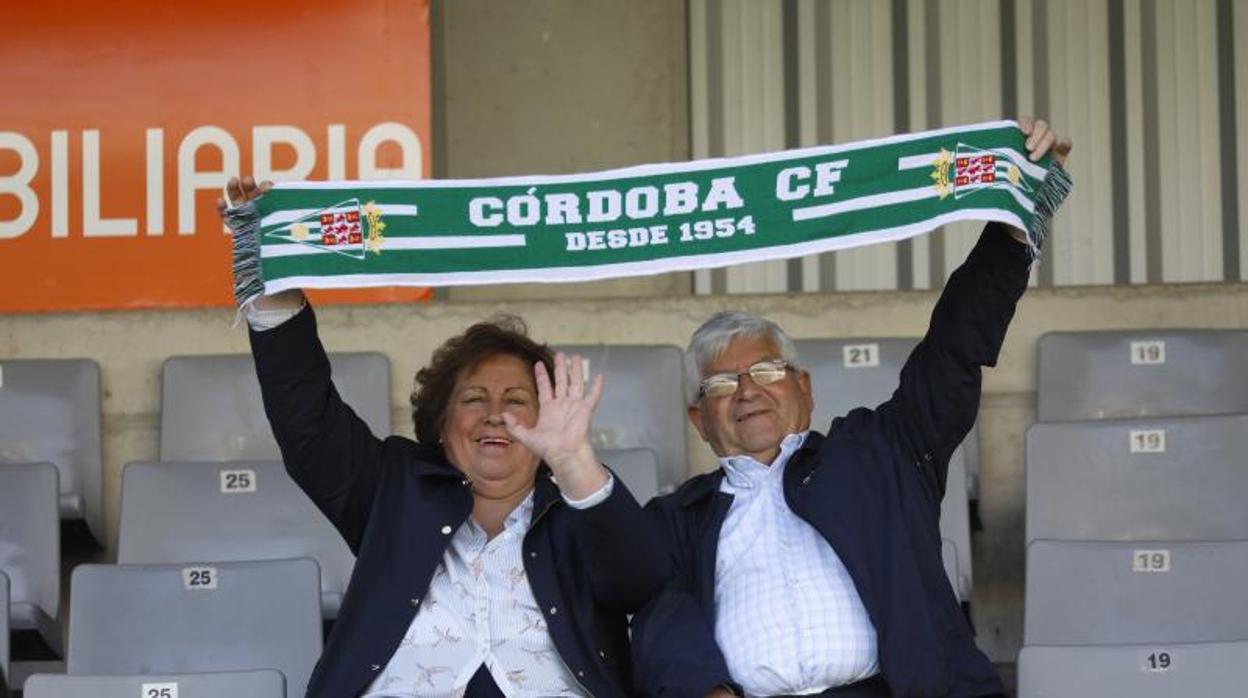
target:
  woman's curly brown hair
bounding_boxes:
[410,315,555,445]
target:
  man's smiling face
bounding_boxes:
[688,334,814,465]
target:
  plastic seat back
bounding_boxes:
[1036,330,1248,422]
[1026,414,1248,543]
[0,463,60,652]
[24,669,286,698]
[117,461,356,618]
[1025,540,1248,646]
[160,353,390,461]
[0,359,102,540]
[554,344,688,491]
[67,559,321,698]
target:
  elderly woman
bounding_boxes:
[222,178,668,698]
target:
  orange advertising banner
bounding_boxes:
[0,0,433,312]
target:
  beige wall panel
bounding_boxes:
[1055,0,1114,286]
[440,0,691,302]
[797,0,824,289]
[937,0,1004,281]
[1167,0,1221,280]
[1239,0,1248,278]
[1155,0,1224,282]
[691,0,710,159]
[832,0,899,291]
[1156,0,1183,281]
[1124,0,1149,283]
[906,0,933,290]
[723,0,789,294]
[1014,0,1042,289]
[1196,0,1225,281]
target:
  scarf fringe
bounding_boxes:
[1025,162,1074,260]
[224,200,265,311]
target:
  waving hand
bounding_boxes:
[503,352,610,500]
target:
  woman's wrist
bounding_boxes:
[548,445,608,500]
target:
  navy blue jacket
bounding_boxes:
[250,306,669,697]
[633,225,1025,697]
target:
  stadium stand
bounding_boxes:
[1026,414,1248,543]
[0,359,104,543]
[116,461,356,618]
[553,344,688,492]
[66,559,321,698]
[1023,539,1248,646]
[1036,329,1248,422]
[0,463,61,656]
[159,353,391,461]
[598,447,661,505]
[1017,642,1248,698]
[23,669,286,698]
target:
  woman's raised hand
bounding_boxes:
[217,175,272,209]
[216,176,304,310]
[503,352,610,501]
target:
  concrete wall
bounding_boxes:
[436,0,693,301]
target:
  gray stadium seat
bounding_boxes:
[1,571,9,687]
[793,337,982,504]
[67,559,321,698]
[117,461,356,617]
[1036,329,1248,422]
[0,359,103,541]
[1026,414,1248,543]
[1024,540,1248,646]
[160,353,391,461]
[24,669,286,698]
[553,345,688,491]
[0,463,61,655]
[1018,642,1248,698]
[598,448,661,505]
[941,539,959,602]
[940,449,972,601]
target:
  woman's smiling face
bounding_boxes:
[442,353,542,495]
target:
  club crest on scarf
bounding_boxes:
[931,145,1032,201]
[262,199,391,259]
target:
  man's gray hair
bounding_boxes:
[684,311,800,404]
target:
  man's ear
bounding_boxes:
[687,402,710,443]
[797,368,814,400]
[796,369,816,428]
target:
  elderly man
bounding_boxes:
[632,119,1071,698]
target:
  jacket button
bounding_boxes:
[599,650,607,660]
[370,664,380,671]
[577,670,585,678]
[548,606,558,615]
[529,551,537,559]
[440,525,453,535]
[410,598,420,608]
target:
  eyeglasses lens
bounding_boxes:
[700,361,787,398]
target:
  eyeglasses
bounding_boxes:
[697,359,792,399]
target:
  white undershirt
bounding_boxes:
[714,432,879,697]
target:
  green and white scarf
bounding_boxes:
[226,120,1071,304]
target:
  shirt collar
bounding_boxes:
[719,431,810,490]
[464,489,536,541]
